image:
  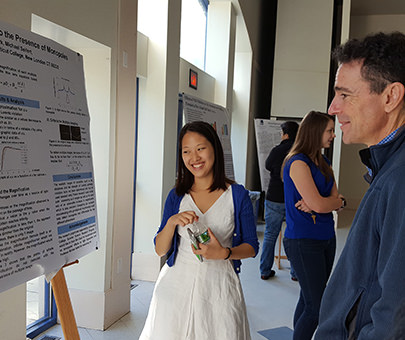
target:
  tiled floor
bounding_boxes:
[34,210,354,340]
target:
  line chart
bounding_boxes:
[53,77,75,104]
[0,146,28,172]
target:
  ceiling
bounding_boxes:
[351,0,405,16]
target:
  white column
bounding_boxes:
[231,10,252,185]
[132,0,181,281]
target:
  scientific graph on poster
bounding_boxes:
[53,76,76,104]
[0,145,28,172]
[0,19,99,293]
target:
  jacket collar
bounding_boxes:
[280,138,294,146]
[359,125,405,183]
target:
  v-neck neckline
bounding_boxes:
[188,186,231,215]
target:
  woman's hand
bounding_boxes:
[290,160,343,213]
[155,210,198,256]
[193,228,228,260]
[167,210,199,229]
[295,199,312,213]
[335,194,346,212]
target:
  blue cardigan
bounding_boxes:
[154,183,259,274]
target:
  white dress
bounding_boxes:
[139,186,251,340]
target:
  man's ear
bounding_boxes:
[383,82,405,113]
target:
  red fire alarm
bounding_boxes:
[189,69,198,90]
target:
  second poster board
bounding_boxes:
[254,119,286,193]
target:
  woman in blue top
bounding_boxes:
[140,121,259,340]
[282,111,346,340]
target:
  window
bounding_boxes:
[180,0,209,70]
[26,276,57,339]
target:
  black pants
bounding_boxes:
[283,236,336,340]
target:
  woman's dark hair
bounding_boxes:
[175,121,234,195]
[283,111,334,181]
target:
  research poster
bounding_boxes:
[182,93,235,180]
[0,20,98,293]
[254,119,285,192]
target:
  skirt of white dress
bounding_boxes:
[139,252,251,340]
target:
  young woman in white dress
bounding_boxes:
[139,121,259,340]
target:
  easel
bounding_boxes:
[274,230,287,270]
[50,260,80,340]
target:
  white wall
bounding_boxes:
[350,14,405,37]
[137,31,148,79]
[0,285,26,340]
[237,0,261,52]
[179,58,215,102]
[271,0,334,118]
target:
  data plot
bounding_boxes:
[0,146,28,172]
[53,77,75,104]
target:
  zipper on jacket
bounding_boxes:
[345,289,364,340]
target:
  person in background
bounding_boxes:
[139,121,259,340]
[315,32,405,340]
[282,111,346,340]
[260,121,299,280]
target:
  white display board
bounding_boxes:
[254,119,285,192]
[183,94,234,180]
[0,20,98,293]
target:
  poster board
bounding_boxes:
[182,93,234,180]
[0,20,98,293]
[254,119,285,192]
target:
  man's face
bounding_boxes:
[281,131,289,141]
[328,61,387,146]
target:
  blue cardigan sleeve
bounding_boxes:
[233,184,259,254]
[153,188,183,266]
[231,184,259,273]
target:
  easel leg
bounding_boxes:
[276,227,288,269]
[51,268,80,340]
[277,231,282,269]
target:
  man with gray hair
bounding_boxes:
[315,32,405,339]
